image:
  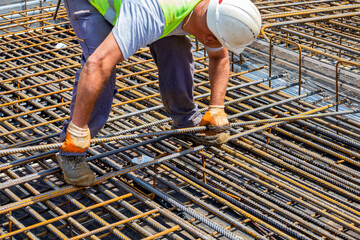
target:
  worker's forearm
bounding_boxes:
[208,50,230,106]
[70,32,123,129]
[71,60,111,129]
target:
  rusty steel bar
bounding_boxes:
[261,12,360,40]
[1,2,360,240]
[0,194,132,239]
[335,60,360,112]
[269,35,302,94]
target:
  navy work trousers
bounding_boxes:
[60,0,202,156]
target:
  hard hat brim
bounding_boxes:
[207,0,225,47]
[206,0,246,55]
[232,47,245,55]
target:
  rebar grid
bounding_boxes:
[1,3,360,240]
[256,0,360,66]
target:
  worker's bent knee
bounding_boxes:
[84,55,103,72]
[84,54,111,79]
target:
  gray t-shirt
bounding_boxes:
[112,0,167,60]
[111,0,221,60]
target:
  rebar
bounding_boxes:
[1,2,360,240]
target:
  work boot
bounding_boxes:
[56,153,96,186]
[172,126,230,146]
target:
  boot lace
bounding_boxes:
[68,156,85,169]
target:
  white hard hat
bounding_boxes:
[207,0,262,54]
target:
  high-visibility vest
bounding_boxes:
[88,0,201,38]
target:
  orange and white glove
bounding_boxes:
[200,105,230,135]
[60,121,91,153]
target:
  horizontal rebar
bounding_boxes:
[0,109,355,156]
[1,2,360,240]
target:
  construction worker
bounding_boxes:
[57,0,261,186]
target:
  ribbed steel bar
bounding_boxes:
[217,143,360,236]
[256,0,360,64]
[83,143,219,240]
[40,154,182,240]
[127,174,244,240]
[143,169,263,239]
[67,209,159,240]
[163,157,353,240]
[226,124,358,229]
[239,92,360,166]
[212,85,360,228]
[226,71,360,141]
[0,194,132,239]
[101,139,266,239]
[173,152,341,240]
[92,185,185,240]
[0,109,356,157]
[116,104,360,238]
[233,135,360,210]
[1,2,360,240]
[109,175,218,240]
[8,165,102,240]
[2,146,200,240]
[234,73,360,133]
[151,148,302,239]
[160,124,358,239]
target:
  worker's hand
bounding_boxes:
[200,105,230,135]
[60,121,91,153]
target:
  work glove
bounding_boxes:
[197,105,230,145]
[60,121,91,153]
[200,105,230,134]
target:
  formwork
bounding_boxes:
[0,1,360,240]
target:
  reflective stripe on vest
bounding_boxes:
[89,0,201,38]
[104,0,116,23]
[89,0,120,25]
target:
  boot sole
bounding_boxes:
[63,174,96,187]
[176,132,230,146]
[55,153,96,187]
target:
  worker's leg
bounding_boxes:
[60,0,116,156]
[57,0,116,186]
[150,37,229,146]
[149,36,202,128]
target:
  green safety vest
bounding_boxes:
[88,0,201,38]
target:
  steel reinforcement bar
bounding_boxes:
[1,2,360,240]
